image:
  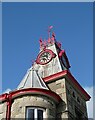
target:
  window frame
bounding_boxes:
[26,107,45,120]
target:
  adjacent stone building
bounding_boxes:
[0,30,91,120]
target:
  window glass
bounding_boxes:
[26,107,44,120]
[38,109,43,120]
[27,109,34,120]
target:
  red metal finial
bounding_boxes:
[39,38,43,48]
[48,26,53,38]
[51,32,56,42]
[43,39,47,47]
[48,26,53,32]
[48,26,53,42]
[57,42,61,48]
[52,32,55,38]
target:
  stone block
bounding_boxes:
[0,103,6,114]
[56,88,65,94]
[56,79,63,84]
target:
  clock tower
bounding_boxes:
[0,28,90,120]
[35,31,70,79]
[33,30,90,119]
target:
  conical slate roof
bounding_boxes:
[17,64,48,90]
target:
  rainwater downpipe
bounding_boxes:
[6,94,12,120]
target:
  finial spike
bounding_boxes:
[39,38,43,48]
[52,32,55,38]
[48,26,53,39]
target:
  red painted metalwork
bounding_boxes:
[59,50,65,57]
[49,26,53,30]
[0,93,8,101]
[48,26,53,39]
[6,94,12,120]
[36,49,56,65]
[0,88,62,120]
[43,70,68,82]
[52,32,55,38]
[39,38,43,48]
[0,88,62,103]
[47,26,56,44]
[11,88,62,103]
[51,32,55,42]
[0,94,13,120]
[48,38,51,43]
[43,40,47,47]
[57,42,61,48]
[43,70,91,101]
[59,50,70,68]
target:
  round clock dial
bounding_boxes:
[36,49,56,65]
[39,52,51,63]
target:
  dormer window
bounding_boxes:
[26,107,45,120]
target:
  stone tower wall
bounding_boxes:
[47,77,88,119]
[0,95,57,119]
[47,78,69,118]
[11,95,56,119]
[0,102,7,119]
[65,79,88,118]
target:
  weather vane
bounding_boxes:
[48,25,53,39]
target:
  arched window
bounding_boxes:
[26,107,45,120]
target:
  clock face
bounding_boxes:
[36,49,56,65]
[39,52,51,63]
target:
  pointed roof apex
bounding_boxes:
[17,64,48,90]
